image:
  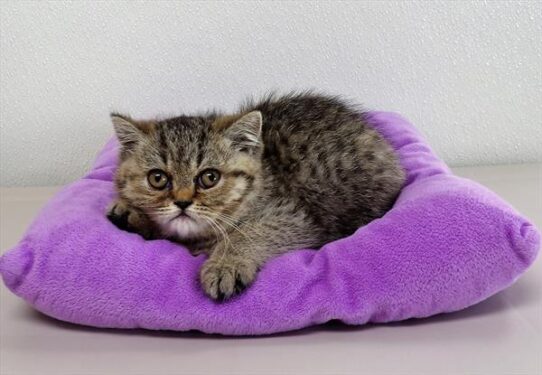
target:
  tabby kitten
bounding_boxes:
[107,92,405,300]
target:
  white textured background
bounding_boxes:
[1,1,541,186]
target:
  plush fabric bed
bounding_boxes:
[1,112,539,335]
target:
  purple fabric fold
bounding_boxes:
[1,112,539,335]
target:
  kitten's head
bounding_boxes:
[111,111,263,241]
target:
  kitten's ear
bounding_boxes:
[110,113,153,150]
[223,111,262,152]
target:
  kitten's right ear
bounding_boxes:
[110,113,153,150]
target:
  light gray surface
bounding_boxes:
[2,1,542,186]
[0,163,541,375]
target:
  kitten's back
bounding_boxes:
[244,92,405,239]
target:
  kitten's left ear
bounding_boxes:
[110,113,154,151]
[223,111,262,152]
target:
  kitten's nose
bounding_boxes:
[174,200,193,210]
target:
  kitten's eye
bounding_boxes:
[197,169,221,189]
[147,169,169,190]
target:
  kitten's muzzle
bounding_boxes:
[174,200,193,210]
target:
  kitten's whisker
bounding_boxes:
[198,212,230,247]
[214,212,260,233]
[146,211,175,218]
[213,214,258,249]
[200,214,236,261]
[215,214,258,237]
[193,208,259,251]
[207,220,233,259]
[199,216,222,248]
[194,207,259,234]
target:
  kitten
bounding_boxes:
[107,92,405,300]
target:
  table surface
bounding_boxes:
[1,163,541,375]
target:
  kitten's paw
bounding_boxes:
[200,258,257,301]
[106,200,154,239]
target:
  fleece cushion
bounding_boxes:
[1,112,539,336]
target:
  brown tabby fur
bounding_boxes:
[107,92,405,300]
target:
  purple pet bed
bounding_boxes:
[1,112,539,336]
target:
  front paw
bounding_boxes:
[106,200,154,239]
[200,258,257,301]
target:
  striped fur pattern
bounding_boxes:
[107,92,405,300]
